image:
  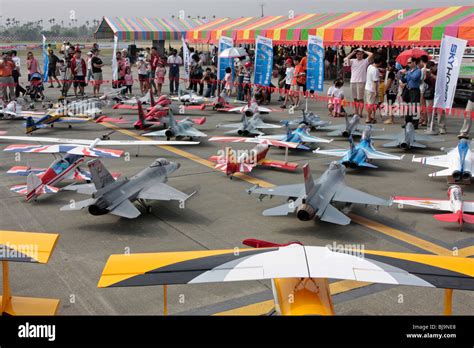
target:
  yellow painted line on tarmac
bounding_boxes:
[214,280,371,316]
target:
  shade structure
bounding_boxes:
[185,6,474,47]
[95,17,208,41]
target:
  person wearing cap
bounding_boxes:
[71,49,86,97]
[47,49,61,88]
[344,47,373,115]
[91,49,104,96]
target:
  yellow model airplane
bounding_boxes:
[0,230,60,315]
[98,239,474,315]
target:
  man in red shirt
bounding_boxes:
[71,49,87,97]
[0,51,16,102]
[149,47,160,95]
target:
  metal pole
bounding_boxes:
[2,261,11,313]
[444,288,453,315]
[163,285,168,316]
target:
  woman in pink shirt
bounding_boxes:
[154,61,166,96]
[26,52,40,81]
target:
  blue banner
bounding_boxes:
[306,35,324,92]
[253,36,273,86]
[218,37,233,81]
[42,35,49,83]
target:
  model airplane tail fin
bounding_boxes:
[25,117,37,134]
[168,109,177,127]
[303,163,315,195]
[88,159,115,190]
[433,212,461,223]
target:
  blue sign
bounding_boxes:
[218,37,234,81]
[306,35,324,92]
[253,36,273,86]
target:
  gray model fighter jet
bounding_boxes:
[142,109,208,140]
[371,122,444,150]
[282,110,329,129]
[216,112,282,136]
[60,158,194,219]
[247,161,389,225]
[318,114,382,138]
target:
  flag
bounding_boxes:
[253,36,273,86]
[112,35,118,82]
[182,36,190,81]
[217,36,233,81]
[434,35,467,109]
[42,35,49,83]
[306,35,324,92]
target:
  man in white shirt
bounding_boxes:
[167,49,183,95]
[364,55,383,124]
[344,48,373,115]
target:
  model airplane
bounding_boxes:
[371,122,444,150]
[208,136,302,177]
[392,185,474,230]
[142,109,207,140]
[413,139,473,182]
[25,115,90,134]
[314,126,403,169]
[171,89,210,105]
[98,238,474,315]
[227,99,272,116]
[195,93,244,112]
[0,135,200,158]
[282,110,329,129]
[216,112,281,137]
[1,100,101,119]
[247,161,389,225]
[61,158,194,219]
[8,154,120,202]
[258,123,332,147]
[112,91,153,109]
[318,114,382,138]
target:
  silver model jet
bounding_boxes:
[247,161,389,225]
[60,158,194,219]
[318,114,382,138]
[282,110,329,129]
[216,112,281,136]
[142,109,208,140]
[371,122,444,150]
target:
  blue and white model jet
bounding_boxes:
[314,125,403,168]
[412,139,474,182]
[258,123,333,149]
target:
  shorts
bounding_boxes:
[73,75,86,87]
[365,90,377,105]
[93,72,103,84]
[297,82,307,93]
[139,74,148,82]
[284,83,291,90]
[351,82,365,100]
[48,67,57,78]
[156,77,164,84]
[386,93,397,104]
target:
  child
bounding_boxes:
[136,55,150,95]
[224,67,232,97]
[124,67,133,95]
[327,79,346,117]
[155,61,166,96]
[202,67,217,98]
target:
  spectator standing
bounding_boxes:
[47,49,61,88]
[149,47,160,94]
[91,49,104,96]
[167,49,182,95]
[459,91,474,139]
[124,67,133,95]
[281,58,295,109]
[384,60,399,124]
[344,48,373,115]
[400,57,422,128]
[364,55,382,124]
[26,52,40,81]
[419,55,430,127]
[0,52,16,102]
[70,49,86,97]
[293,56,306,107]
[136,54,150,95]
[155,61,166,96]
[11,50,25,97]
[224,67,233,97]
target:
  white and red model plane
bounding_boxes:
[392,185,474,230]
[208,136,302,177]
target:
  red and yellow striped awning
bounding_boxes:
[186,6,474,46]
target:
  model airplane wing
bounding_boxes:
[62,183,97,195]
[313,148,349,157]
[371,133,400,141]
[0,230,59,263]
[180,128,208,138]
[362,147,404,161]
[413,155,449,168]
[54,117,90,123]
[209,136,302,149]
[4,144,123,158]
[250,184,305,198]
[298,132,333,144]
[216,122,244,129]
[138,183,189,201]
[98,244,309,287]
[0,135,92,145]
[253,119,282,129]
[319,204,351,225]
[333,184,389,206]
[97,139,200,146]
[110,200,141,219]
[98,244,474,291]
[414,134,445,143]
[255,134,287,141]
[392,197,452,211]
[7,166,46,176]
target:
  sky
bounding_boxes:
[0,0,472,26]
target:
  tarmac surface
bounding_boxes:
[1,68,473,316]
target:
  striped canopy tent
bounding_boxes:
[95,17,208,41]
[184,6,473,47]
